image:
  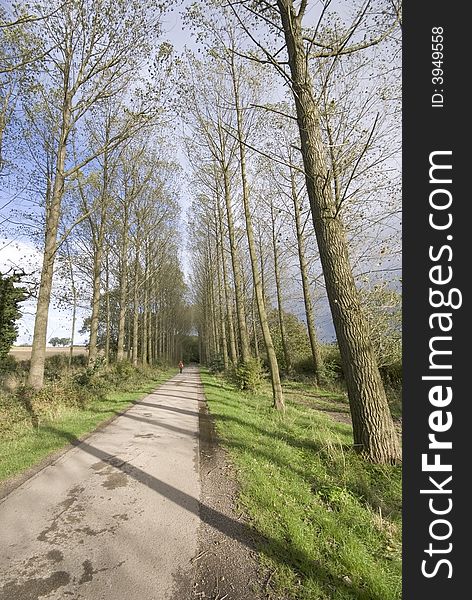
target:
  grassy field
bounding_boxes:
[0,368,175,483]
[9,346,88,360]
[201,371,402,600]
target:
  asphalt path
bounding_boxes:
[0,367,203,600]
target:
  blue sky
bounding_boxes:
[1,0,398,346]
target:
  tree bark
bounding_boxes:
[270,200,292,373]
[142,245,149,365]
[88,146,110,366]
[66,243,77,369]
[216,185,238,364]
[132,242,140,367]
[252,290,260,359]
[230,53,284,410]
[290,164,322,383]
[276,0,400,461]
[88,242,103,365]
[215,219,229,370]
[28,94,71,389]
[220,131,251,364]
[116,202,129,362]
[104,250,111,365]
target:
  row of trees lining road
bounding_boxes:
[2,0,402,464]
[73,139,190,368]
[183,0,401,464]
[1,2,189,384]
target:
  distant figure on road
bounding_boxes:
[179,360,184,374]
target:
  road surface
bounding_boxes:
[0,368,202,600]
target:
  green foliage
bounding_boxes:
[379,362,402,419]
[292,343,344,388]
[227,357,265,393]
[208,355,225,374]
[0,354,17,375]
[360,283,402,368]
[72,357,107,395]
[113,360,136,379]
[319,344,345,387]
[182,335,199,363]
[266,309,311,371]
[1,380,94,437]
[315,484,356,511]
[49,337,72,347]
[201,372,402,600]
[0,357,175,441]
[0,272,26,362]
[44,354,70,380]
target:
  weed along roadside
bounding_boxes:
[0,361,177,485]
[200,370,402,600]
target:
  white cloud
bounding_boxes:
[1,239,88,346]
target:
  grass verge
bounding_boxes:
[0,368,175,483]
[201,371,401,600]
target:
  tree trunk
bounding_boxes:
[28,96,71,389]
[216,186,237,364]
[230,53,284,411]
[88,143,110,366]
[257,224,269,310]
[68,254,77,369]
[104,251,111,365]
[147,273,153,365]
[132,247,140,367]
[290,165,322,383]
[116,204,129,362]
[215,220,229,370]
[88,242,103,365]
[277,0,400,461]
[209,256,220,358]
[220,138,251,364]
[142,246,149,365]
[69,294,77,368]
[270,201,292,373]
[252,290,260,359]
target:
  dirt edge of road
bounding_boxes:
[191,386,273,600]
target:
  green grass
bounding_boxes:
[201,371,402,600]
[0,369,175,483]
[282,380,351,415]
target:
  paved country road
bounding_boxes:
[0,368,204,600]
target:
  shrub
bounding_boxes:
[113,360,136,380]
[0,354,17,374]
[0,360,166,440]
[379,361,402,389]
[316,344,345,389]
[72,356,108,395]
[380,361,402,418]
[0,355,21,392]
[0,389,32,434]
[292,355,317,376]
[0,380,94,435]
[70,354,87,368]
[227,357,265,393]
[208,355,225,374]
[73,369,106,396]
[44,354,70,380]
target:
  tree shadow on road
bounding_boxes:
[136,401,199,418]
[41,425,368,600]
